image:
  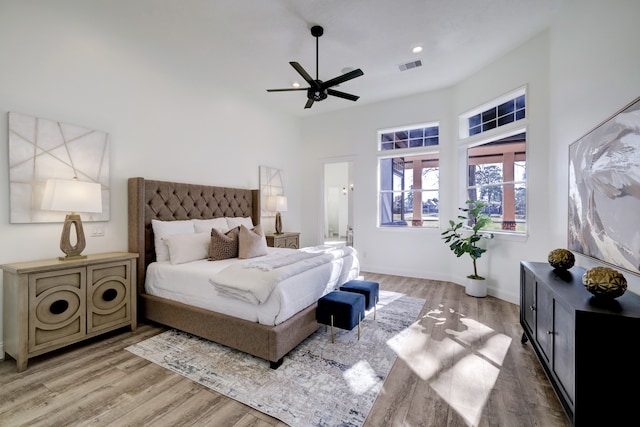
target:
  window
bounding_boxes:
[378,124,439,228]
[460,88,526,139]
[460,88,527,233]
[466,132,526,232]
[380,125,439,151]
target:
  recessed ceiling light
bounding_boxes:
[412,45,423,54]
[292,81,300,88]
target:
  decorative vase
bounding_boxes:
[548,248,575,270]
[582,266,627,299]
[465,277,487,298]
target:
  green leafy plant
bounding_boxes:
[441,199,493,280]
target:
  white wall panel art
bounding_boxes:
[8,112,110,223]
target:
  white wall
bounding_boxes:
[300,32,551,303]
[548,0,640,294]
[0,2,301,358]
[451,31,551,303]
[300,1,640,302]
[300,88,456,287]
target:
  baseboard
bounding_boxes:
[358,264,520,305]
[0,340,4,361]
[359,263,452,285]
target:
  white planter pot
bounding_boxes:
[465,277,487,298]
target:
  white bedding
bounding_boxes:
[209,251,330,304]
[145,246,360,326]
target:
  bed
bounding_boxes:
[128,177,358,368]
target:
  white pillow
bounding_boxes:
[163,232,210,264]
[226,216,254,229]
[151,219,195,262]
[193,218,229,233]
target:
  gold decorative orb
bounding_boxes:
[548,248,575,270]
[582,267,627,299]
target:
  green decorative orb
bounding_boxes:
[548,248,575,270]
[582,267,627,299]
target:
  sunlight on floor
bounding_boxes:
[341,291,416,397]
[343,360,381,395]
[388,303,513,427]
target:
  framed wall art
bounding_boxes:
[8,112,110,223]
[568,96,640,275]
[259,165,284,217]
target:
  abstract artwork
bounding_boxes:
[259,165,284,217]
[568,96,640,274]
[8,112,110,223]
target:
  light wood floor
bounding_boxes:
[0,272,571,427]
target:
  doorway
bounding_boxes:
[323,161,353,246]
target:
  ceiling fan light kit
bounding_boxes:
[267,25,364,109]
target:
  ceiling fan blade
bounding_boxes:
[320,68,364,89]
[290,62,318,87]
[266,87,308,92]
[304,98,315,109]
[327,89,360,102]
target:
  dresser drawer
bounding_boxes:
[29,268,86,352]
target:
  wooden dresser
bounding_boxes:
[2,252,138,372]
[265,232,300,249]
[520,261,640,425]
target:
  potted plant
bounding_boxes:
[441,199,493,297]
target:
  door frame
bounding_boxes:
[319,156,355,245]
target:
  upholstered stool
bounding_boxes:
[340,280,380,319]
[317,290,366,343]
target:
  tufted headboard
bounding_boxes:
[127,177,260,299]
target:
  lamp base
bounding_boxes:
[275,211,283,234]
[59,213,87,260]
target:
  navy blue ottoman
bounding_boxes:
[340,280,380,319]
[317,290,365,343]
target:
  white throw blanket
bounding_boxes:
[243,251,321,271]
[209,249,341,304]
[300,245,355,259]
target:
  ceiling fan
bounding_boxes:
[267,25,364,109]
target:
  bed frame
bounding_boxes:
[127,177,321,368]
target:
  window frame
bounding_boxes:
[458,87,526,139]
[458,87,528,235]
[377,122,440,229]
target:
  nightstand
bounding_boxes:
[1,252,138,372]
[265,232,300,249]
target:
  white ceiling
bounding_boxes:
[85,0,558,117]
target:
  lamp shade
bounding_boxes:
[41,179,102,213]
[266,195,287,212]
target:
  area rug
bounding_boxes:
[126,290,425,427]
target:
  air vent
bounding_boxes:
[398,60,422,71]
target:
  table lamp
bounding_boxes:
[266,195,288,234]
[41,178,103,260]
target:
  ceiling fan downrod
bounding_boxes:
[311,25,324,80]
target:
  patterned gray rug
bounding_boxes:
[126,291,425,427]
